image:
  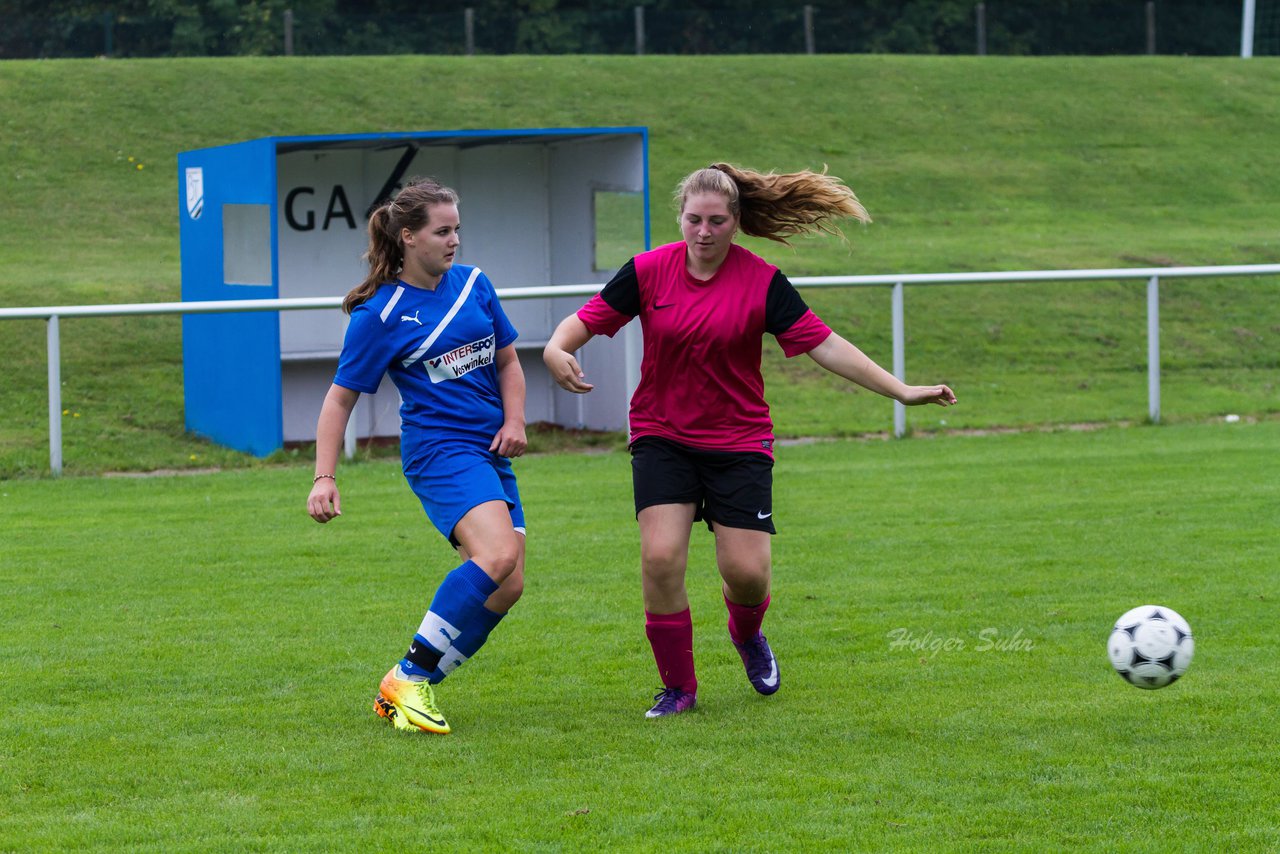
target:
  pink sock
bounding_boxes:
[644,608,697,694]
[725,594,770,645]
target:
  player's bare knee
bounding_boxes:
[642,560,687,599]
[472,537,521,582]
[720,561,770,598]
[503,572,525,604]
[641,543,686,573]
[489,570,524,611]
[642,565,687,599]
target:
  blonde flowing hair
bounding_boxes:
[343,177,459,314]
[675,163,870,244]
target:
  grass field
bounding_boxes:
[2,55,1279,476]
[1,53,1277,850]
[2,421,1278,851]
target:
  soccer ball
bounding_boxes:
[1107,605,1194,689]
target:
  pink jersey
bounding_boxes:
[577,241,832,455]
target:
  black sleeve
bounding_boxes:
[598,258,641,317]
[764,270,811,336]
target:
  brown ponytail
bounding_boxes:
[343,178,460,314]
[675,163,870,245]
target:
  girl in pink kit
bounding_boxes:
[544,163,956,718]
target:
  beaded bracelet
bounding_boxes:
[313,473,336,483]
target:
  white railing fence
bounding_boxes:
[3,263,1278,476]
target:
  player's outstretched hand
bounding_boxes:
[308,479,342,523]
[545,348,594,394]
[900,384,957,407]
[491,420,528,458]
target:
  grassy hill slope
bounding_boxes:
[1,55,1278,476]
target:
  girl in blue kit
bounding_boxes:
[306,178,527,734]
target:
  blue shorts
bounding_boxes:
[404,445,525,546]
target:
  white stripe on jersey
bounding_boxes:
[379,285,406,323]
[402,267,482,369]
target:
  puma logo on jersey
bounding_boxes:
[401,310,422,325]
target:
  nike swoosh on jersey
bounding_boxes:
[757,510,772,519]
[653,302,675,310]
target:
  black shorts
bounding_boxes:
[630,436,775,534]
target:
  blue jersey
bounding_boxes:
[334,265,519,463]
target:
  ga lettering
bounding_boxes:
[284,186,357,231]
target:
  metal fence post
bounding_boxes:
[892,282,906,438]
[976,3,987,56]
[47,315,63,476]
[1146,1,1156,54]
[344,405,358,458]
[465,8,475,56]
[803,5,815,55]
[342,311,357,458]
[1242,0,1256,58]
[284,9,294,56]
[1147,275,1161,423]
[635,6,645,55]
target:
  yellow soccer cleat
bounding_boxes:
[374,666,451,734]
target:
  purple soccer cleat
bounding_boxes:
[733,632,780,695]
[645,686,697,718]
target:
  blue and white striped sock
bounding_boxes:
[398,560,498,680]
[425,605,507,684]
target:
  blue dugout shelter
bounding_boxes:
[178,127,649,456]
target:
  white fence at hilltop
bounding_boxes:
[2,262,1279,476]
